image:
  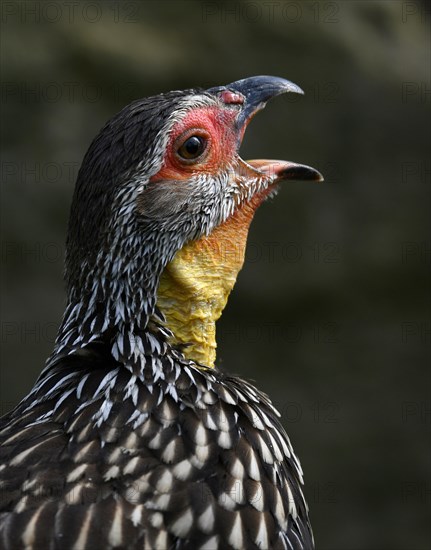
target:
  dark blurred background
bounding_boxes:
[1,1,429,548]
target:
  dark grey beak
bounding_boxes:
[277,162,324,182]
[208,75,304,126]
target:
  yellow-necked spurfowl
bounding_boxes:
[0,76,323,549]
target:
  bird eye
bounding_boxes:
[177,135,207,162]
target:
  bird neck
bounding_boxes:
[156,197,259,368]
[54,223,176,371]
[53,193,263,372]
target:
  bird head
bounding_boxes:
[60,76,323,369]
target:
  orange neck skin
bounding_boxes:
[156,190,271,368]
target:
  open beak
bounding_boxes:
[209,75,324,183]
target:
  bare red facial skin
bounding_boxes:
[150,107,239,183]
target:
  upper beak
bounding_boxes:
[208,75,303,126]
[208,75,324,183]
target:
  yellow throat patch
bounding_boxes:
[156,198,260,368]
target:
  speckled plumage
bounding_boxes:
[0,77,320,549]
[1,339,312,549]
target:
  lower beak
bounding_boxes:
[246,159,324,182]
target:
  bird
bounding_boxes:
[0,76,323,550]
